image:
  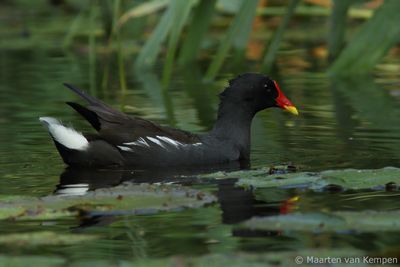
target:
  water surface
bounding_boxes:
[1,50,400,261]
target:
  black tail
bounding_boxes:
[63,83,117,114]
[63,83,102,105]
[63,83,128,131]
[66,102,101,131]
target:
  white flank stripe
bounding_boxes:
[136,137,150,147]
[117,145,133,152]
[153,136,202,148]
[124,137,150,147]
[122,136,203,151]
[39,117,89,151]
[156,135,183,148]
[147,137,165,148]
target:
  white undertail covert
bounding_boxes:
[39,117,89,151]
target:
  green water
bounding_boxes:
[1,50,400,262]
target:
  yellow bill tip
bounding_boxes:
[284,105,299,116]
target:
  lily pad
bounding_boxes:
[0,183,216,220]
[235,167,400,191]
[0,255,65,267]
[0,231,98,246]
[242,210,400,233]
[0,249,367,267]
[198,165,296,179]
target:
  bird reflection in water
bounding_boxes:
[55,165,297,237]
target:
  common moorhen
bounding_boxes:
[40,73,298,168]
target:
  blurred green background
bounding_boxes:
[1,0,400,266]
[2,0,400,88]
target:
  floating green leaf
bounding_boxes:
[243,210,400,232]
[0,249,366,267]
[0,255,65,267]
[198,166,277,179]
[0,183,216,220]
[237,167,400,191]
[0,231,98,246]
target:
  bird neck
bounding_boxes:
[210,100,255,160]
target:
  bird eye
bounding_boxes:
[265,84,272,93]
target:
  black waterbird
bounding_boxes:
[40,73,298,168]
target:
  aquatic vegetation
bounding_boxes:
[0,231,98,246]
[204,167,400,191]
[199,166,400,191]
[3,0,396,84]
[0,249,366,267]
[330,0,400,75]
[0,183,215,220]
[1,0,400,264]
[204,0,258,80]
[262,0,300,72]
[243,211,400,232]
